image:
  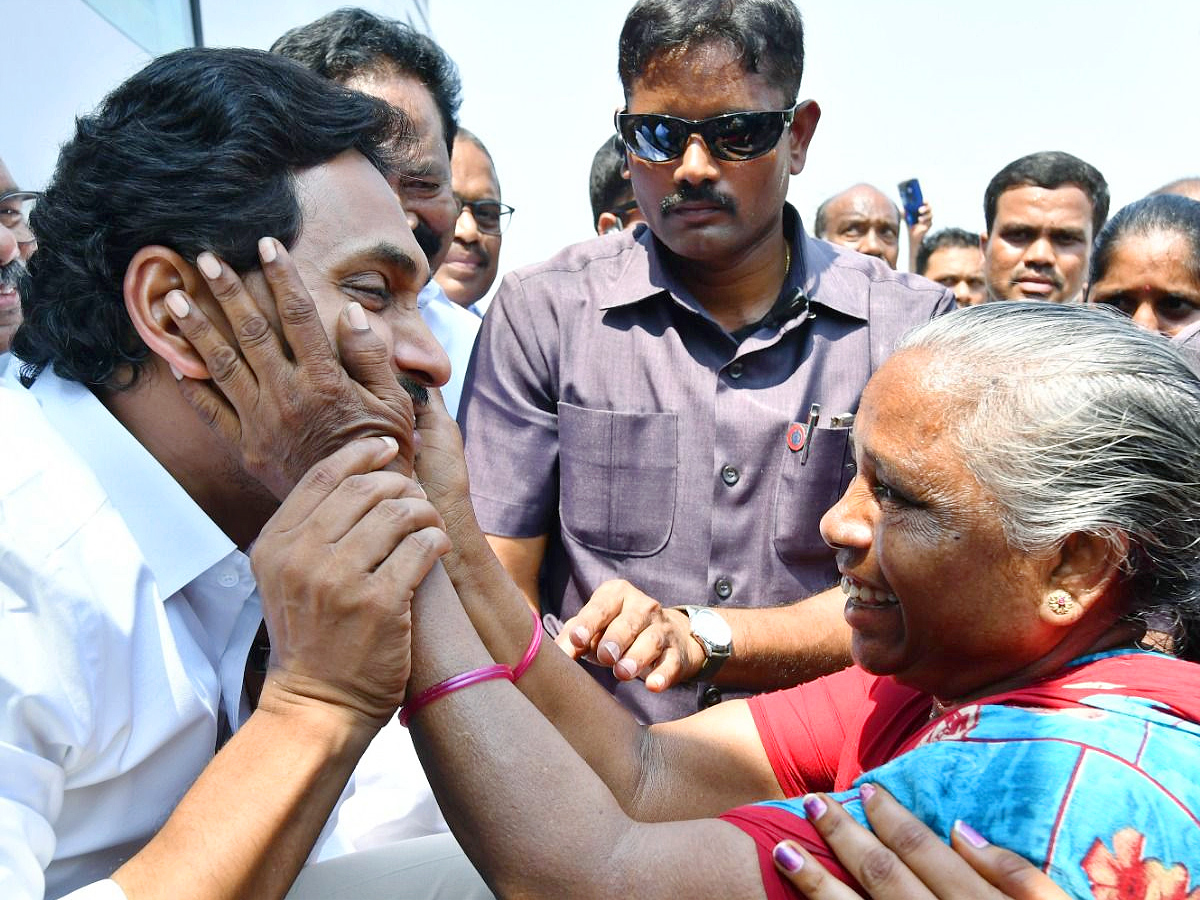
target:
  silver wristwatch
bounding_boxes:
[679,606,733,681]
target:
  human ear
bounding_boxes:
[597,212,622,235]
[787,100,822,176]
[1040,532,1127,626]
[123,245,212,379]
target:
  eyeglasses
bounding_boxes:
[0,190,40,244]
[615,108,795,163]
[456,197,515,236]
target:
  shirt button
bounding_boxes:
[728,362,744,379]
[700,686,723,708]
[218,570,239,588]
[721,465,740,486]
[714,578,732,599]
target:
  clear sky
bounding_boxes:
[429,1,1200,296]
[13,0,1200,299]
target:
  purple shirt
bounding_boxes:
[460,208,954,722]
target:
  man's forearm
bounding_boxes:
[706,586,853,690]
[111,691,378,900]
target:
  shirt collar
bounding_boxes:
[25,368,236,599]
[601,203,869,323]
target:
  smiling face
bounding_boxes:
[819,350,1064,700]
[624,40,816,270]
[1087,230,1200,337]
[434,135,502,307]
[983,184,1094,303]
[248,150,451,390]
[348,72,459,272]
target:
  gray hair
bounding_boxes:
[896,302,1200,657]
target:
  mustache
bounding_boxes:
[660,183,737,216]
[412,219,443,264]
[1010,267,1063,290]
[398,375,429,408]
[1,257,26,292]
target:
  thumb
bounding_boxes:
[337,301,411,413]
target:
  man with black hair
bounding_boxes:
[589,134,643,235]
[273,7,480,416]
[0,48,490,900]
[917,227,986,307]
[981,150,1109,304]
[460,0,954,723]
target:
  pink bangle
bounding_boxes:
[398,663,511,727]
[512,606,543,681]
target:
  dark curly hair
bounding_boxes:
[13,46,407,389]
[271,7,461,157]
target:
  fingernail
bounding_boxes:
[772,841,805,873]
[258,237,277,263]
[859,783,876,803]
[571,625,590,646]
[954,820,989,849]
[615,658,638,680]
[165,290,189,318]
[347,301,369,331]
[378,435,399,454]
[647,674,664,690]
[169,363,183,381]
[600,640,621,664]
[196,252,221,280]
[802,794,827,820]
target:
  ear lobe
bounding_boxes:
[124,245,211,379]
[787,100,821,176]
[1039,531,1127,626]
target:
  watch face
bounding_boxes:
[691,607,732,649]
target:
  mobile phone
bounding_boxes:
[898,178,924,226]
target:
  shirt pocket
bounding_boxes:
[558,402,677,556]
[772,425,856,566]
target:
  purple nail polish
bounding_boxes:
[772,842,805,873]
[859,783,876,802]
[954,820,989,849]
[802,794,827,820]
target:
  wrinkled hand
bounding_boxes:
[554,579,703,691]
[251,436,450,725]
[772,785,1069,900]
[412,382,473,528]
[166,238,418,497]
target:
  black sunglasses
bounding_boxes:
[614,108,795,163]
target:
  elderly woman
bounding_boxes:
[381,301,1200,900]
[177,293,1200,899]
[1086,193,1200,337]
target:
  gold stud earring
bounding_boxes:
[1047,590,1074,616]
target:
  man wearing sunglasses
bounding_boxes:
[460,0,955,724]
[434,128,512,315]
[0,156,36,356]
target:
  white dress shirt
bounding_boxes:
[418,280,480,418]
[0,368,264,899]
